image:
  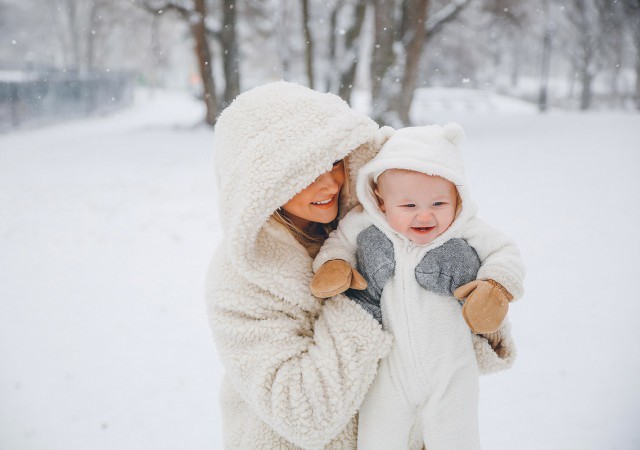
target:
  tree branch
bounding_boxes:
[425,0,471,40]
[134,0,191,19]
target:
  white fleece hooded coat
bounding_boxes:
[205,81,395,450]
[313,124,526,449]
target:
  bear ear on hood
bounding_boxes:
[376,125,396,147]
[442,122,465,147]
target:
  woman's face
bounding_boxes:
[281,160,346,230]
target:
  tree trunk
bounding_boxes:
[221,0,239,108]
[138,0,219,124]
[370,0,397,124]
[370,0,470,125]
[68,0,81,69]
[631,7,640,110]
[86,1,98,72]
[579,71,592,110]
[337,0,367,102]
[277,1,291,79]
[192,0,218,126]
[302,0,315,89]
[538,26,552,113]
[150,14,162,90]
[578,32,594,110]
[391,0,428,125]
[327,6,338,90]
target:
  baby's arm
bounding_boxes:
[460,216,525,300]
[310,206,373,298]
[454,217,525,334]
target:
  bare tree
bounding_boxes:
[481,0,530,89]
[276,0,293,80]
[391,0,428,125]
[370,0,401,125]
[49,0,109,71]
[137,0,240,125]
[593,0,625,106]
[193,0,218,124]
[371,0,471,126]
[537,0,553,112]
[302,0,315,88]
[562,0,603,110]
[622,0,640,110]
[138,0,217,125]
[221,0,239,108]
[336,0,368,102]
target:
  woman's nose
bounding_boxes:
[315,171,341,192]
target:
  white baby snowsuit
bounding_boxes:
[313,124,526,450]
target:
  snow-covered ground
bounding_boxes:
[1,88,639,450]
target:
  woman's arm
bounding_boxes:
[207,251,392,449]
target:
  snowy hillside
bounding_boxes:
[1,88,639,450]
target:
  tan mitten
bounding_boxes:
[310,260,367,298]
[454,279,513,334]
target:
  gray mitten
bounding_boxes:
[345,225,396,325]
[415,238,480,296]
[355,225,396,299]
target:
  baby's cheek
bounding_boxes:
[386,211,410,236]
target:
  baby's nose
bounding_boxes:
[417,210,434,222]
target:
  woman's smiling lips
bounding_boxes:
[310,195,337,209]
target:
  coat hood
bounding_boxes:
[213,81,385,287]
[356,123,478,247]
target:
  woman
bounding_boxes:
[205,81,514,449]
[206,81,392,449]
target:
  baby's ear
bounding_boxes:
[374,187,386,212]
[442,122,465,147]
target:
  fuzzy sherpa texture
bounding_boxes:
[206,81,395,449]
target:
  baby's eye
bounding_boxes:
[402,204,416,208]
[433,201,446,207]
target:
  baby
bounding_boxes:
[310,124,525,449]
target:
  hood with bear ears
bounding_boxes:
[356,123,479,247]
[213,81,386,288]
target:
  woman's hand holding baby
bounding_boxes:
[454,279,512,334]
[310,260,368,298]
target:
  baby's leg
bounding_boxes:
[357,357,416,450]
[420,362,481,450]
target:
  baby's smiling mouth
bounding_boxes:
[411,226,435,233]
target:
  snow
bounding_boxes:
[0,70,39,83]
[1,88,639,450]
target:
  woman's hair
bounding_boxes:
[272,157,350,258]
[272,210,337,258]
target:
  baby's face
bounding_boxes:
[375,169,458,245]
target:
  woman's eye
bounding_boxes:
[332,160,343,167]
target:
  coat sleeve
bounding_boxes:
[312,206,373,272]
[459,218,525,374]
[206,250,392,449]
[460,217,526,300]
